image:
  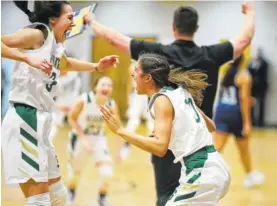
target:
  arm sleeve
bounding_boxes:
[130,39,163,60]
[204,41,234,67]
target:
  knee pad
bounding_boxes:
[27,193,51,206]
[49,180,67,206]
[98,164,113,178]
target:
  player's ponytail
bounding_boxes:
[139,53,208,106]
[221,55,243,88]
[13,1,37,23]
[168,68,208,106]
[14,1,70,24]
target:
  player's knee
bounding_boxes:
[98,164,113,178]
[49,180,67,206]
[27,193,51,206]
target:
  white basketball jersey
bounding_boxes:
[77,91,115,136]
[9,23,65,112]
[148,86,213,163]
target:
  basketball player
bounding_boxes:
[67,76,120,206]
[121,60,153,160]
[213,55,265,188]
[101,53,231,206]
[1,1,118,205]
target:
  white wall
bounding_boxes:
[2,1,277,125]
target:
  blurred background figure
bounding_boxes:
[214,55,265,188]
[120,60,153,160]
[66,76,119,206]
[248,48,268,127]
[1,58,14,120]
[49,71,82,142]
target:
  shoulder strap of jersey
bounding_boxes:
[149,86,176,110]
[24,22,52,40]
[148,86,177,119]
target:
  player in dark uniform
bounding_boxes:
[214,55,265,188]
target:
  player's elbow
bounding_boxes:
[208,121,216,133]
[153,144,168,157]
[231,37,252,59]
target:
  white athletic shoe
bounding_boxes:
[120,143,131,160]
[243,171,265,188]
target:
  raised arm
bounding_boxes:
[84,13,131,54]
[230,2,256,59]
[84,13,162,60]
[101,95,173,157]
[61,55,119,73]
[1,28,52,74]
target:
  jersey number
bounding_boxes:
[221,86,237,105]
[46,72,57,92]
[85,122,101,135]
[184,98,200,123]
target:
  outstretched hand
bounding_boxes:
[97,55,119,72]
[100,104,123,134]
[83,12,96,25]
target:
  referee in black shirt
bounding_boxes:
[86,2,256,205]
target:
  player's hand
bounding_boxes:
[243,123,252,137]
[96,55,119,72]
[81,138,92,153]
[242,2,255,15]
[100,104,123,134]
[26,55,52,75]
[83,12,96,25]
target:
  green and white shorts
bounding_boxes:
[165,146,231,206]
[1,103,61,184]
[68,132,112,166]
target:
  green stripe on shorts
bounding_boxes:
[22,152,39,171]
[184,145,216,175]
[174,191,196,202]
[20,128,38,146]
[15,103,37,132]
[187,172,201,184]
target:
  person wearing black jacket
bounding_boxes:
[248,48,268,127]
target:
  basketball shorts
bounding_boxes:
[1,103,61,184]
[214,107,244,138]
[165,146,231,206]
[68,132,112,170]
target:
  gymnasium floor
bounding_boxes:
[2,124,277,206]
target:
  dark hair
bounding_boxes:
[93,76,111,90]
[173,6,198,36]
[221,55,243,88]
[139,53,208,106]
[14,1,70,24]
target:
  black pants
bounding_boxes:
[252,93,266,127]
[152,150,181,206]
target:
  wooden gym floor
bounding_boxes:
[2,124,277,206]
